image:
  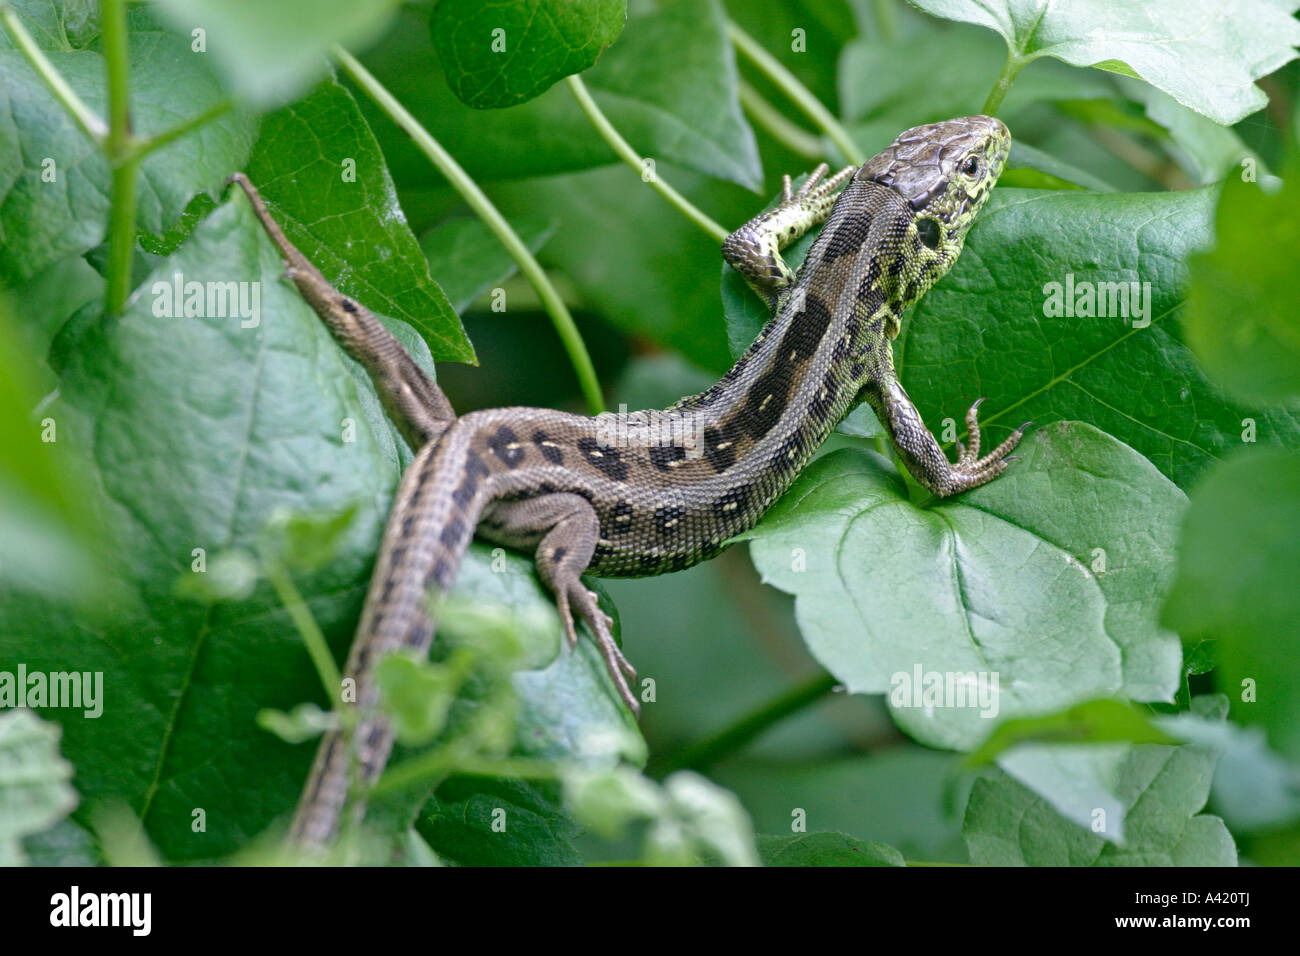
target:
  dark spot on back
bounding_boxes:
[340,298,357,314]
[488,425,525,468]
[714,485,751,521]
[532,430,563,465]
[704,425,738,472]
[440,515,466,548]
[743,368,792,439]
[819,215,872,261]
[577,437,629,481]
[778,294,834,361]
[655,505,685,536]
[810,370,839,422]
[606,501,635,536]
[649,444,687,472]
[771,428,805,474]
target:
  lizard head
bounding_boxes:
[854,114,1010,256]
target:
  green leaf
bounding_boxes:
[1158,699,1300,834]
[758,832,906,867]
[963,744,1236,865]
[263,504,359,574]
[359,0,761,190]
[1163,449,1300,764]
[149,0,404,107]
[418,777,583,866]
[255,702,337,745]
[712,748,970,863]
[741,423,1186,751]
[967,699,1178,767]
[907,0,1300,125]
[838,21,1114,139]
[419,214,555,314]
[0,6,258,287]
[564,765,665,838]
[0,192,634,862]
[431,0,625,110]
[1183,156,1300,405]
[0,710,77,866]
[245,76,474,363]
[901,188,1299,490]
[1126,81,1274,187]
[375,653,470,747]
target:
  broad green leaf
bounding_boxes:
[0,193,636,861]
[245,76,474,363]
[1163,449,1300,764]
[838,22,1114,135]
[1003,141,1117,193]
[1124,80,1274,187]
[967,699,1177,766]
[417,777,583,866]
[0,711,77,866]
[359,0,762,190]
[901,188,1299,490]
[1183,156,1300,405]
[1158,698,1300,834]
[963,744,1236,865]
[0,5,257,287]
[907,0,1300,125]
[758,832,906,866]
[431,0,625,110]
[0,288,109,608]
[740,423,1186,751]
[419,214,555,314]
[712,748,971,863]
[150,0,403,107]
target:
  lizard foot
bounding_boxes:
[556,581,639,716]
[780,161,856,207]
[940,399,1031,494]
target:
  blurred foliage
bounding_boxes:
[0,0,1298,867]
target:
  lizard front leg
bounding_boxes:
[863,352,1030,497]
[723,162,855,309]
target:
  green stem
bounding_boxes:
[0,3,107,142]
[652,671,839,777]
[981,51,1028,116]
[101,0,139,315]
[333,46,605,415]
[726,19,864,165]
[264,559,343,700]
[871,0,899,44]
[566,75,727,242]
[737,79,821,159]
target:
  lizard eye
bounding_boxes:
[916,217,941,250]
[961,156,980,177]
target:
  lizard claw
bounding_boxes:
[559,582,639,715]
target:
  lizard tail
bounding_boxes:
[289,425,493,849]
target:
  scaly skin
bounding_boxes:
[229,114,1026,851]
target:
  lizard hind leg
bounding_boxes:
[486,494,639,715]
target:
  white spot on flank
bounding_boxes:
[759,394,773,411]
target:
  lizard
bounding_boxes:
[228,113,1026,851]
